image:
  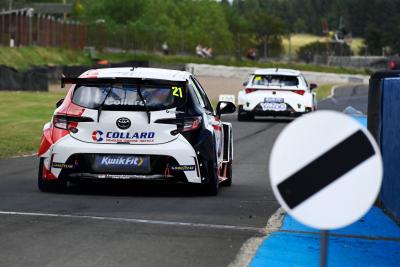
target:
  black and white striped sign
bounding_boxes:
[269,111,382,230]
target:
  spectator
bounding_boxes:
[162,42,169,55]
[196,44,204,57]
[246,48,257,60]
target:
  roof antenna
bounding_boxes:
[131,64,136,71]
[275,68,279,72]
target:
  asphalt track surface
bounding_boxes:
[0,84,368,267]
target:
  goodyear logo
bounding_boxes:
[170,165,195,171]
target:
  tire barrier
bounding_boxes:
[368,70,400,222]
[11,60,150,91]
[0,65,48,91]
[1,60,178,91]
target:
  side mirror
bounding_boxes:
[310,83,318,90]
[243,81,248,86]
[56,98,64,108]
[216,101,236,117]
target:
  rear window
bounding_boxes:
[252,75,299,87]
[72,84,186,111]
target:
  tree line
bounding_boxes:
[5,0,400,57]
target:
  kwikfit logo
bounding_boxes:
[101,156,144,166]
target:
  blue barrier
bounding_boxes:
[379,78,400,220]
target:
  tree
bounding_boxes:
[250,13,287,58]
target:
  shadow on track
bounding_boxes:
[42,181,223,198]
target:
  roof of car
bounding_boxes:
[253,68,302,76]
[79,67,192,82]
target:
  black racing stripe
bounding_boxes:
[277,130,375,209]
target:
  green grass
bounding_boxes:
[0,46,92,70]
[0,46,367,75]
[282,34,365,56]
[316,84,335,100]
[0,91,65,158]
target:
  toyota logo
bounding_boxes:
[116,117,131,130]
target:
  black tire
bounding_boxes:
[237,106,254,121]
[202,160,219,196]
[38,158,67,192]
[220,161,232,187]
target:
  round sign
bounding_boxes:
[269,110,383,230]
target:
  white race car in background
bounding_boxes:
[237,68,317,120]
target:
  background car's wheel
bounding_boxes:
[38,158,67,192]
[237,106,254,121]
[220,161,232,187]
[202,160,219,196]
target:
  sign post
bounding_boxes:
[269,110,383,265]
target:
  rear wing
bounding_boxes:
[61,77,187,89]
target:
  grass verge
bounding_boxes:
[0,46,92,70]
[0,91,65,158]
[100,51,367,75]
[316,84,335,100]
[0,46,368,75]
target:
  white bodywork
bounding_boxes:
[238,68,317,115]
[39,67,232,184]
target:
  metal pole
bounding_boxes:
[320,230,329,267]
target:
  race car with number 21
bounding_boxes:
[38,67,236,195]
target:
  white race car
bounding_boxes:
[37,67,236,195]
[237,68,317,120]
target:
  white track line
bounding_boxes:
[320,84,341,104]
[228,208,285,267]
[0,211,263,232]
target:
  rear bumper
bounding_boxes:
[241,104,307,117]
[42,135,202,183]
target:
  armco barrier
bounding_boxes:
[186,63,370,85]
[368,71,400,221]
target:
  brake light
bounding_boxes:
[155,117,202,135]
[245,88,257,94]
[182,117,201,132]
[53,115,94,130]
[293,90,305,95]
[53,115,68,129]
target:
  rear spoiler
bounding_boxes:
[61,77,187,89]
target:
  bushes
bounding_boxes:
[297,41,353,62]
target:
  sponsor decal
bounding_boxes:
[92,130,104,142]
[52,162,74,169]
[261,102,287,112]
[100,156,144,167]
[170,165,196,171]
[105,98,142,106]
[93,155,150,173]
[264,97,284,103]
[91,130,155,143]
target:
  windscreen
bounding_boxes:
[72,84,186,111]
[252,75,299,87]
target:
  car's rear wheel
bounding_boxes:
[38,158,67,192]
[202,160,219,196]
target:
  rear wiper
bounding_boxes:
[137,86,151,124]
[97,87,112,123]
